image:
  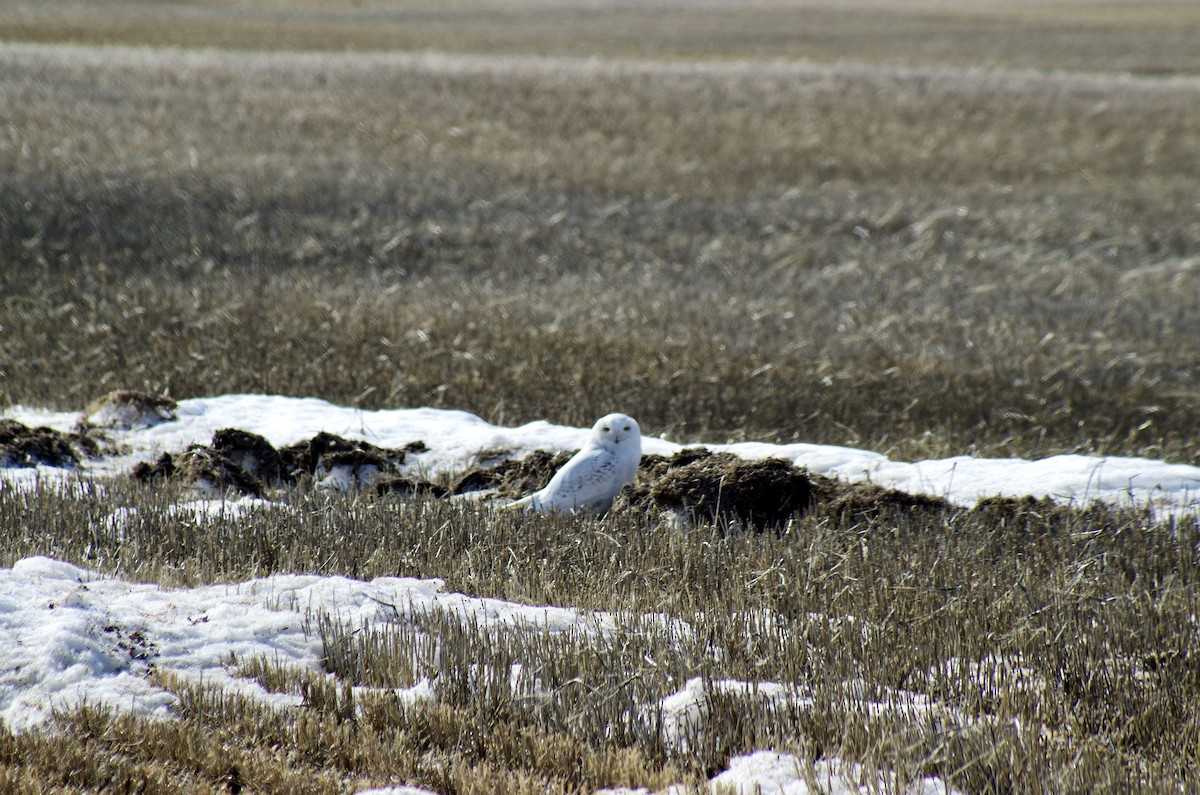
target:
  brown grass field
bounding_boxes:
[2,1,1200,791]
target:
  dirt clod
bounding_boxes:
[453,445,954,527]
[636,449,817,529]
[132,452,177,483]
[85,390,177,430]
[278,432,404,480]
[373,475,448,498]
[0,419,86,468]
[131,429,441,496]
[212,429,288,486]
[174,447,266,497]
[121,425,964,524]
[972,495,1063,522]
[450,450,575,499]
[817,482,951,524]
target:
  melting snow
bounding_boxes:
[4,393,1199,509]
[2,393,1194,793]
[0,556,610,732]
[0,556,965,794]
[710,751,960,795]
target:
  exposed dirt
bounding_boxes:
[814,481,951,524]
[84,390,177,430]
[122,428,961,523]
[0,419,100,468]
[372,474,448,499]
[132,428,439,497]
[972,495,1067,524]
[627,448,819,529]
[174,447,267,498]
[132,446,266,497]
[449,449,575,499]
[449,444,952,529]
[130,452,176,482]
[211,428,288,486]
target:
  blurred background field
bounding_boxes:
[3,0,1199,462]
[5,0,1200,72]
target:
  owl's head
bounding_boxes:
[592,413,640,447]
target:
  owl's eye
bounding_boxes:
[623,425,631,431]
[602,426,610,432]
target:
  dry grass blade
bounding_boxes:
[2,480,1198,790]
[3,2,1200,791]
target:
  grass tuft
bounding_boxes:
[2,478,1198,789]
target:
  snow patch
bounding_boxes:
[6,394,1198,511]
[0,556,606,731]
[711,751,961,795]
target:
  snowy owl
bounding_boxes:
[508,413,642,515]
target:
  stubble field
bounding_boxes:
[2,1,1200,792]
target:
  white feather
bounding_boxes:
[508,413,642,514]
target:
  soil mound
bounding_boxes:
[212,428,288,486]
[118,424,962,524]
[450,449,575,499]
[175,447,267,497]
[633,448,818,529]
[131,453,177,482]
[815,482,951,523]
[0,419,98,468]
[373,474,448,498]
[972,495,1064,522]
[132,428,439,496]
[280,431,415,491]
[132,445,266,497]
[453,445,951,528]
[85,390,177,430]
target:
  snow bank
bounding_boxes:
[5,394,1199,510]
[1,556,966,794]
[0,555,608,731]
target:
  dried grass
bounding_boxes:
[1,481,1197,791]
[3,0,1200,72]
[2,37,1199,460]
[2,3,1200,791]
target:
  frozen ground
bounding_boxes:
[0,556,964,794]
[5,393,1200,509]
[4,393,1197,793]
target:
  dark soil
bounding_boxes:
[0,419,100,468]
[451,444,953,529]
[629,449,819,529]
[211,428,289,486]
[815,481,952,524]
[4,412,1071,530]
[132,428,439,497]
[132,446,266,497]
[373,474,448,499]
[126,428,961,524]
[131,453,176,482]
[449,449,575,498]
[174,447,268,498]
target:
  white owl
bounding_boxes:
[507,413,642,515]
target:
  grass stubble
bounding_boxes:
[3,44,1199,460]
[2,0,1200,792]
[1,481,1198,793]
